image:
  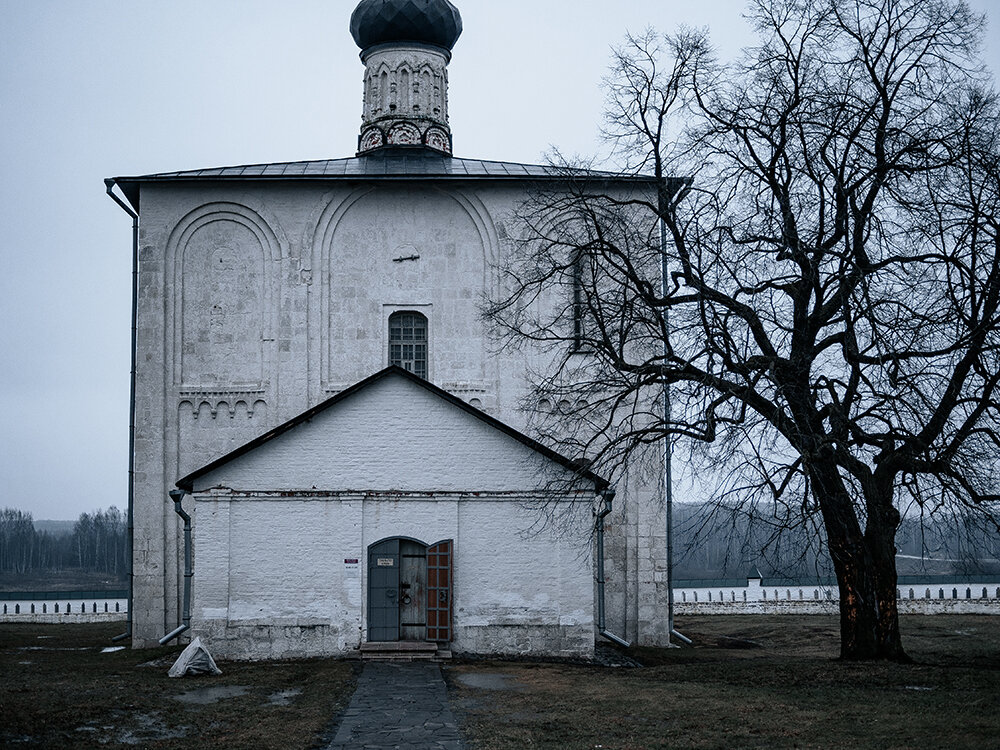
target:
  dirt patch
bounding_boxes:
[0,622,357,749]
[454,671,524,691]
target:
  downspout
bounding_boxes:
[595,487,630,648]
[659,182,690,647]
[159,488,192,644]
[106,179,137,644]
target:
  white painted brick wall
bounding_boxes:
[191,374,583,493]
[192,495,593,659]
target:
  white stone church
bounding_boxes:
[107,0,670,659]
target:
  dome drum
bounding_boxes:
[351,0,461,155]
[360,122,453,154]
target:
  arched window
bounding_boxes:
[388,311,428,378]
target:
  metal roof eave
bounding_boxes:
[105,150,677,213]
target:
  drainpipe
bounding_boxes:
[659,184,689,648]
[595,487,630,648]
[106,179,137,644]
[159,488,192,644]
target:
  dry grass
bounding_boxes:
[446,615,1000,750]
[0,622,356,748]
[2,616,998,749]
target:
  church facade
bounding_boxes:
[107,0,670,658]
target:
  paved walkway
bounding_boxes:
[325,662,465,750]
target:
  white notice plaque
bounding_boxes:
[377,558,394,567]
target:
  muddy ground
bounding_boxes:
[1,615,998,748]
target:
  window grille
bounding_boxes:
[389,312,428,379]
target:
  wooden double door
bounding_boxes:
[367,537,453,642]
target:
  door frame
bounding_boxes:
[366,536,453,643]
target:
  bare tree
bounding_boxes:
[488,0,1000,660]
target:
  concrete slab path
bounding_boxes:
[325,662,466,750]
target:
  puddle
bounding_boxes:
[267,688,302,706]
[139,655,176,668]
[101,646,126,653]
[455,672,523,691]
[172,685,249,704]
[903,685,935,691]
[116,712,189,744]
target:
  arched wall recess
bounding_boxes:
[164,202,284,390]
[309,185,499,393]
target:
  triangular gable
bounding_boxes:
[176,366,608,494]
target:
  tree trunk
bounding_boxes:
[810,461,909,661]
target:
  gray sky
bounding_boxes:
[1,1,997,520]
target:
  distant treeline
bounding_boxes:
[673,503,1000,580]
[0,507,127,578]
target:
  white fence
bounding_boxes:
[0,591,128,623]
[674,576,1000,615]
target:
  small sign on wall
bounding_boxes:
[377,558,394,567]
[345,558,360,577]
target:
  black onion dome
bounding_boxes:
[351,0,463,52]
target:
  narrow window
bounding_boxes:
[388,311,428,378]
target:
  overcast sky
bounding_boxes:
[1,1,997,520]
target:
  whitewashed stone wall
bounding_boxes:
[674,577,1000,615]
[0,595,127,623]
[131,179,665,651]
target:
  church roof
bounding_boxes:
[107,147,662,213]
[175,365,610,494]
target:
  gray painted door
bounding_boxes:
[367,538,400,642]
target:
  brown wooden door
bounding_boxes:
[426,539,453,642]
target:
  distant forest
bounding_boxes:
[0,507,127,579]
[2,503,995,584]
[672,503,1000,580]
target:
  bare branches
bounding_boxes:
[486,0,1000,659]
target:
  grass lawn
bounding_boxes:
[1,615,997,748]
[447,615,1000,749]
